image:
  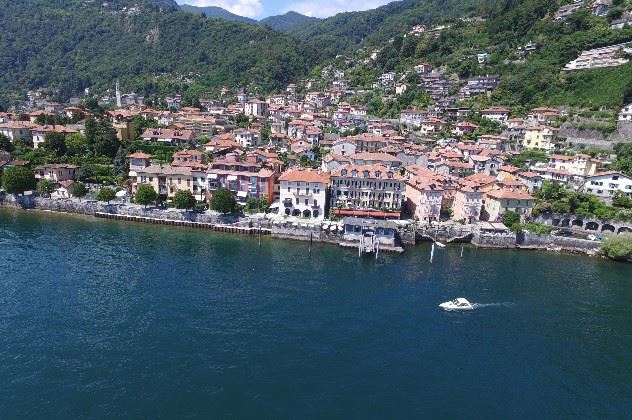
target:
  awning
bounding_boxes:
[227,175,238,181]
[237,191,248,198]
[208,173,218,179]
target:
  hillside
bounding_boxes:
[178,4,257,24]
[315,0,632,109]
[0,0,319,106]
[291,0,485,53]
[259,11,321,32]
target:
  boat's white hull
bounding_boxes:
[439,302,474,311]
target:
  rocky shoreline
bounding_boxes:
[0,193,604,257]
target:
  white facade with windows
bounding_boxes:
[583,171,632,199]
[278,169,330,219]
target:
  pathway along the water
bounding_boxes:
[0,208,631,418]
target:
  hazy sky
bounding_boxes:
[177,0,393,19]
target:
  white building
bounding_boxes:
[244,100,268,117]
[583,171,632,200]
[619,103,632,122]
[278,168,330,219]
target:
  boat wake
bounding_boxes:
[471,302,514,309]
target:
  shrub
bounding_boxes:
[601,233,632,262]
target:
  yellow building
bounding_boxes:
[483,188,535,221]
[522,125,558,151]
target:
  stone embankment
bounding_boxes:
[472,231,601,255]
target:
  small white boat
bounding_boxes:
[439,298,474,311]
[434,241,446,248]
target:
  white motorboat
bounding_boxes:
[434,241,446,248]
[439,298,474,311]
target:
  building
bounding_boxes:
[234,129,261,148]
[405,177,443,222]
[0,121,35,143]
[400,109,428,128]
[563,43,632,71]
[483,188,535,221]
[349,152,403,169]
[619,103,632,122]
[481,107,510,124]
[32,125,78,149]
[278,168,330,219]
[207,154,278,204]
[452,185,484,223]
[330,164,405,215]
[522,126,559,151]
[133,164,207,201]
[35,164,78,183]
[244,100,268,117]
[582,171,632,200]
[548,154,597,177]
[141,128,195,145]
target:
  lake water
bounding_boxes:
[1,208,631,418]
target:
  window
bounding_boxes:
[149,177,153,182]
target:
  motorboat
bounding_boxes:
[439,298,474,311]
[434,241,446,248]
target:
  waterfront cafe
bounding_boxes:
[475,221,511,235]
[343,217,397,246]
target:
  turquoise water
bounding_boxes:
[1,209,631,418]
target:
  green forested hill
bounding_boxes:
[178,4,258,24]
[259,12,321,32]
[0,0,319,106]
[290,0,487,53]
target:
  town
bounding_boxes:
[1,2,632,260]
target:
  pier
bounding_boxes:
[94,212,272,235]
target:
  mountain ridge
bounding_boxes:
[178,4,321,32]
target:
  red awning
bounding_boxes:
[334,209,400,219]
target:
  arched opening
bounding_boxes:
[618,227,632,234]
[601,224,615,233]
[285,208,291,215]
[292,209,301,217]
[571,219,583,227]
[302,209,311,218]
[552,218,561,226]
[560,219,570,227]
[585,222,599,231]
[313,210,319,218]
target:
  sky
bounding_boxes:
[177,0,394,20]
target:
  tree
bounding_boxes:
[173,189,196,210]
[97,187,116,203]
[210,187,237,214]
[36,179,56,194]
[135,183,157,208]
[42,131,67,156]
[2,166,36,194]
[71,182,88,200]
[65,133,88,156]
[0,133,14,153]
[86,118,119,158]
[612,191,632,209]
[502,210,520,227]
[601,233,632,262]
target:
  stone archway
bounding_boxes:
[560,219,571,227]
[585,221,599,231]
[571,219,583,227]
[292,209,301,216]
[618,226,632,234]
[552,218,561,226]
[302,209,311,218]
[313,210,319,218]
[601,224,615,233]
[285,208,291,215]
